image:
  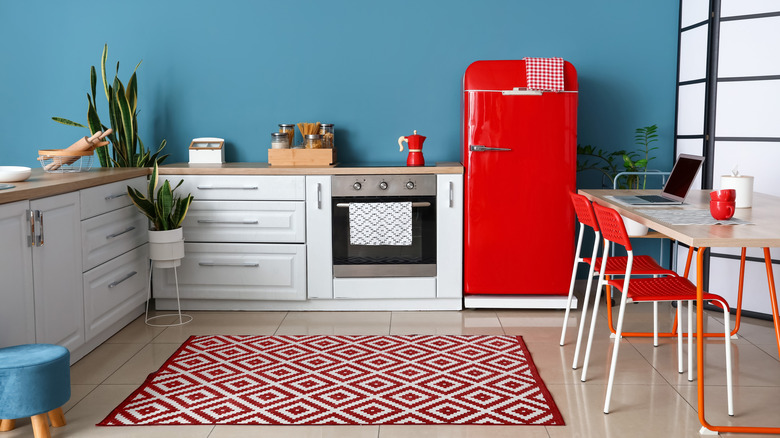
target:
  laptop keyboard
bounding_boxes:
[637,195,671,202]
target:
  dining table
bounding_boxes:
[579,188,780,435]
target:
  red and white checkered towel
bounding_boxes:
[524,57,564,91]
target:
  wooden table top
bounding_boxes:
[579,189,780,248]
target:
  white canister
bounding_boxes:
[720,175,753,208]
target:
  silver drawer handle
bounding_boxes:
[104,193,128,200]
[108,271,138,288]
[196,186,259,190]
[197,219,259,225]
[106,226,136,239]
[199,261,259,267]
[449,181,454,208]
[336,202,431,208]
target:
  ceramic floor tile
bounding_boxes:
[389,310,504,335]
[677,384,780,435]
[103,343,181,384]
[544,383,704,438]
[378,425,549,437]
[55,384,214,437]
[69,342,146,385]
[210,425,379,437]
[63,384,97,414]
[275,311,392,335]
[104,314,166,344]
[152,311,287,343]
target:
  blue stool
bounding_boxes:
[0,344,70,438]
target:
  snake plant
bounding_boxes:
[53,44,168,168]
[127,163,193,231]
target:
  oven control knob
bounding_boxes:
[405,181,415,190]
[353,182,362,191]
[379,181,388,190]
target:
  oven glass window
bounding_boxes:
[332,196,436,267]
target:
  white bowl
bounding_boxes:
[0,166,32,183]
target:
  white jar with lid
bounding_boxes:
[270,132,289,149]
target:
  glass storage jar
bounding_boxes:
[279,124,295,147]
[320,123,334,149]
[303,134,323,149]
[270,132,289,149]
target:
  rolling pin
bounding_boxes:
[44,129,113,171]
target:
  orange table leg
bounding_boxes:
[696,247,780,434]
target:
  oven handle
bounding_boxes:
[336,202,431,208]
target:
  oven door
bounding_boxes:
[331,195,436,277]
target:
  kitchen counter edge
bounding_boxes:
[0,163,463,204]
[0,168,149,205]
[157,162,464,175]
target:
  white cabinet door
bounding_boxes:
[436,174,463,298]
[306,176,333,299]
[0,201,35,347]
[30,192,85,351]
[182,200,306,243]
[81,205,149,271]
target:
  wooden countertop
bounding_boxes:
[0,163,463,205]
[0,168,149,205]
[158,162,464,175]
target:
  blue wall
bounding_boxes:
[0,0,680,177]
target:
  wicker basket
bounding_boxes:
[38,149,94,173]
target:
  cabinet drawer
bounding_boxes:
[83,245,149,341]
[168,175,305,201]
[81,205,148,271]
[154,242,306,301]
[182,200,305,243]
[80,176,147,219]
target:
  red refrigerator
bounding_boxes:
[462,59,578,308]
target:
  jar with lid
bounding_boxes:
[270,132,289,149]
[279,124,295,146]
[303,134,322,149]
[320,123,334,149]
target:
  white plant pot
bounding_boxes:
[622,215,649,236]
[148,228,185,268]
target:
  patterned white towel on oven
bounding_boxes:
[349,202,412,246]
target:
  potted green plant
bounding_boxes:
[577,124,660,189]
[127,163,194,267]
[52,44,168,168]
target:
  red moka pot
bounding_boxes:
[398,130,426,167]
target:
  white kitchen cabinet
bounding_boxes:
[0,201,36,348]
[154,175,307,308]
[436,174,463,298]
[305,175,333,299]
[30,192,85,352]
[81,205,149,272]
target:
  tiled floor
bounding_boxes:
[7,285,780,437]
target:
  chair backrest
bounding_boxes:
[569,192,600,231]
[591,202,633,251]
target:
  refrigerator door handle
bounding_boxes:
[469,145,511,152]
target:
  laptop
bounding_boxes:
[613,154,705,205]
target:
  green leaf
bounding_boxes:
[51,117,85,128]
[101,44,109,102]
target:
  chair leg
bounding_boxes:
[0,419,15,431]
[688,300,694,382]
[677,300,683,374]
[580,268,607,382]
[653,302,659,347]
[48,408,66,428]
[724,306,734,416]
[30,414,50,438]
[604,284,630,414]
[561,226,586,346]
[572,236,601,369]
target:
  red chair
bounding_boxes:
[561,193,678,371]
[583,202,733,415]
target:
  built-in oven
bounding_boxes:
[331,174,436,278]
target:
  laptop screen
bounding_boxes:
[662,154,705,201]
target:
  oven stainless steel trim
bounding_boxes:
[333,264,436,278]
[336,201,431,208]
[332,174,436,197]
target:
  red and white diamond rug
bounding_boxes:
[99,335,564,426]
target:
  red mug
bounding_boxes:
[710,200,735,220]
[710,189,736,202]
